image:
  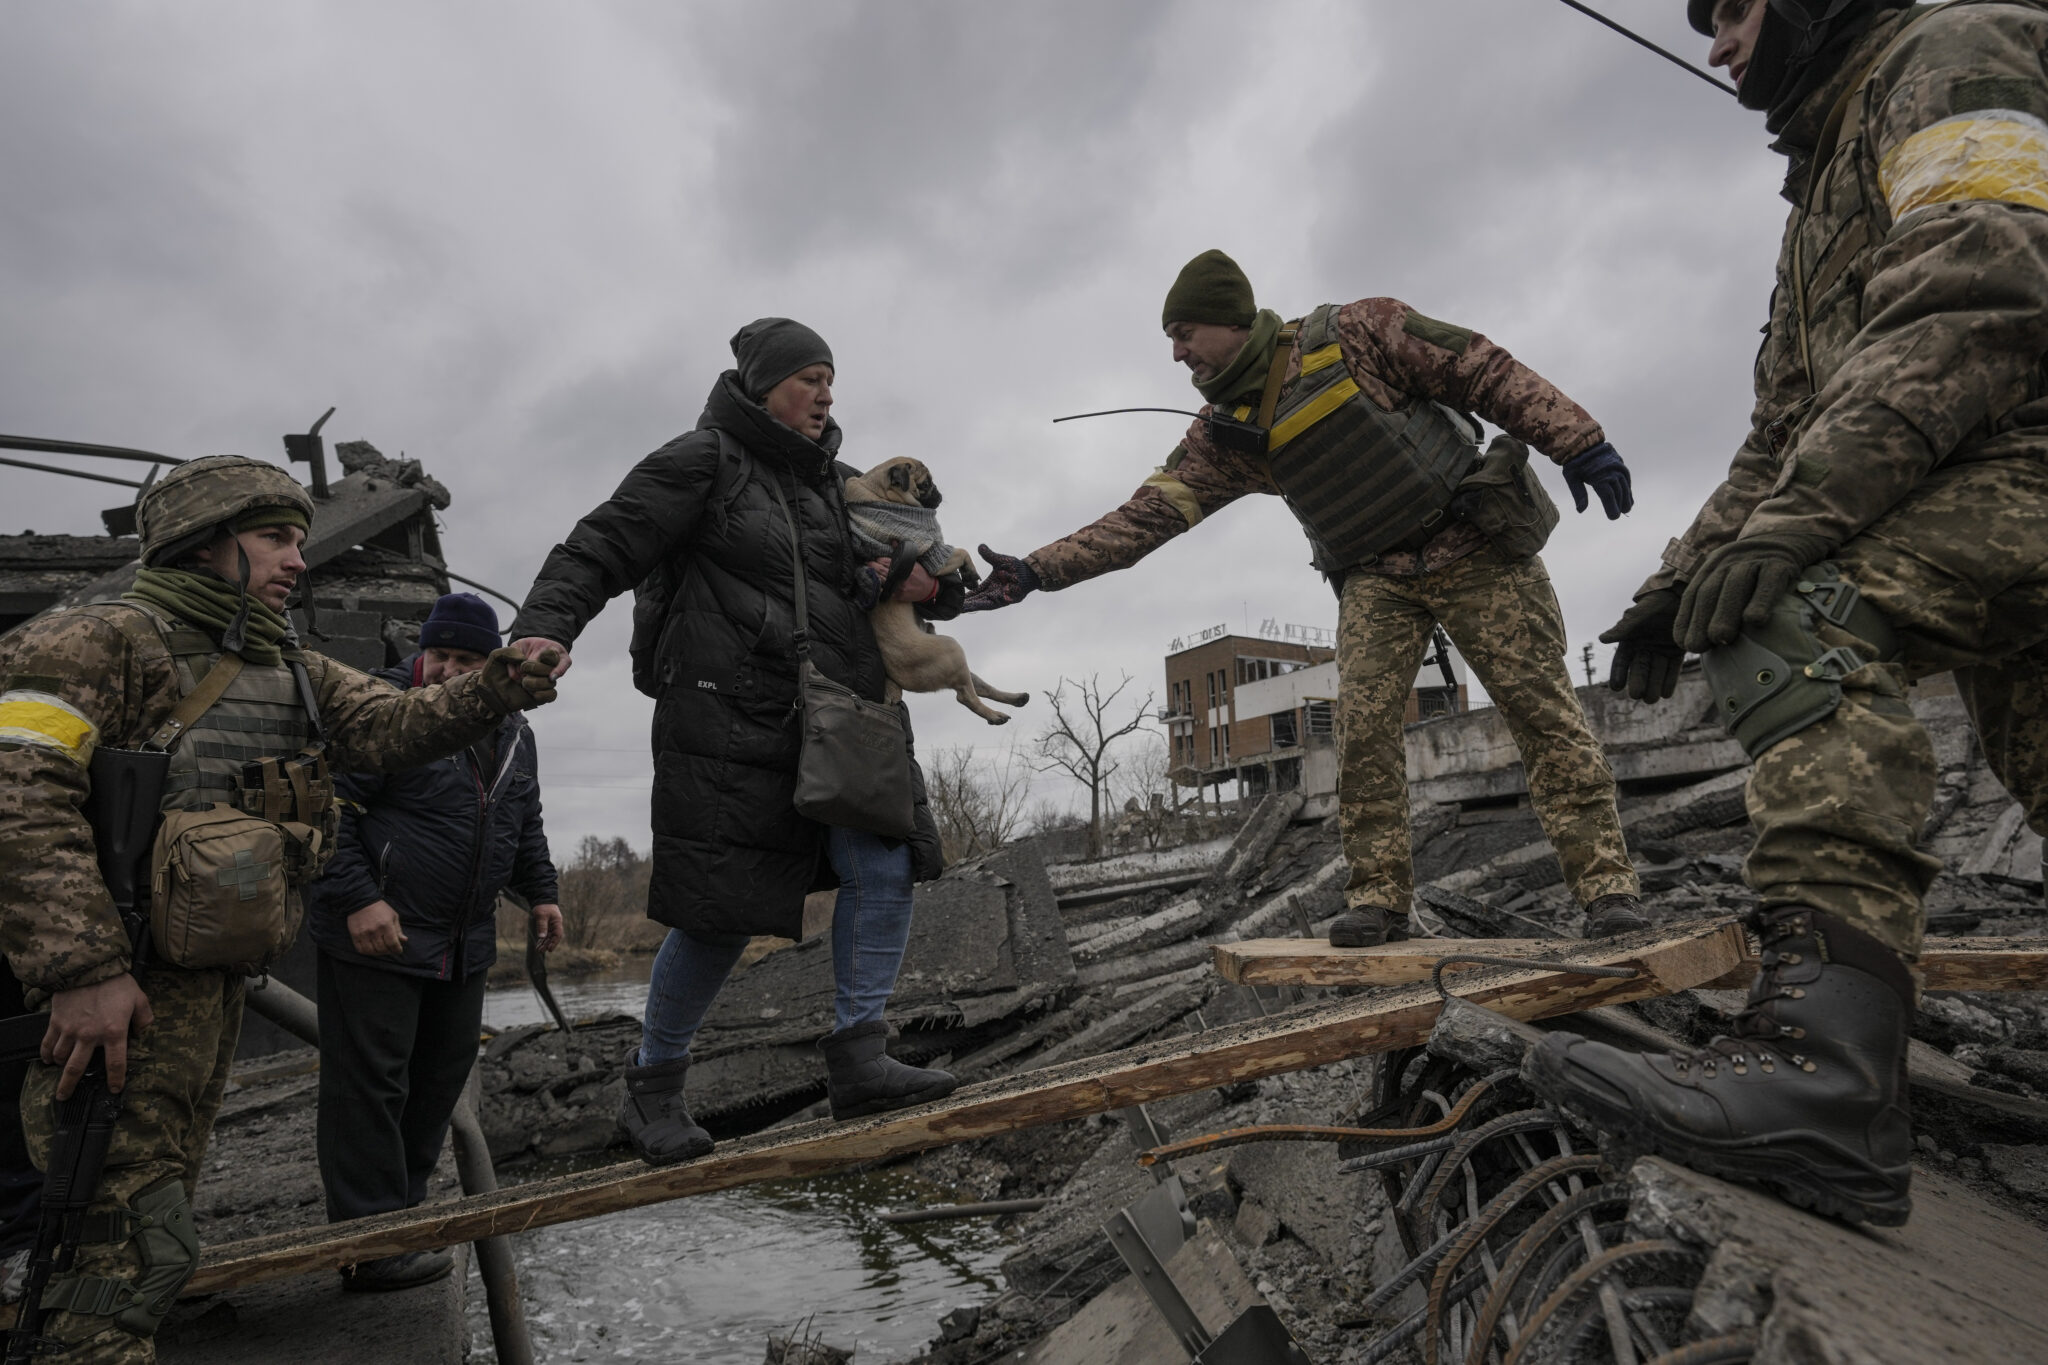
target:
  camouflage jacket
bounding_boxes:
[1023,296,1607,589]
[0,603,518,996]
[1640,0,2048,596]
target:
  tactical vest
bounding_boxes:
[1233,304,1481,573]
[88,602,339,971]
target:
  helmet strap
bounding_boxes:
[220,541,254,656]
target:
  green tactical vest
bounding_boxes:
[1230,304,1480,572]
[101,602,336,880]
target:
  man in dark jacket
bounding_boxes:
[306,592,561,1289]
[507,318,959,1165]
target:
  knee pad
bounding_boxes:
[1701,563,1899,759]
[40,1177,199,1339]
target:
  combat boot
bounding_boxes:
[819,1021,957,1120]
[1526,905,1914,1226]
[617,1051,714,1165]
[1329,906,1412,948]
[1582,893,1650,937]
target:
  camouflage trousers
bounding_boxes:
[18,967,243,1363]
[1336,546,1637,916]
[1738,458,2048,958]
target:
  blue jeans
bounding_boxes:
[638,825,916,1065]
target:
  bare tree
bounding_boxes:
[1034,673,1155,859]
[556,835,653,950]
[1110,731,1178,851]
[923,744,1032,863]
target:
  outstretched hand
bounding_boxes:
[1561,442,1633,520]
[508,636,572,678]
[482,646,563,712]
[960,545,1041,613]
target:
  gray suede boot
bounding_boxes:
[818,1021,957,1120]
[618,1051,714,1165]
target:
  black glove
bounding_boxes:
[1673,531,1835,654]
[921,574,968,621]
[960,545,1041,613]
[1599,589,1684,702]
[1562,441,1633,519]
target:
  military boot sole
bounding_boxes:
[1526,1036,1911,1228]
[829,1073,958,1122]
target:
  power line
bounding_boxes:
[1552,0,1738,96]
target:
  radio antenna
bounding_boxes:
[1552,0,1737,96]
[1053,407,1204,424]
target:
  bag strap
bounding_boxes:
[763,475,814,665]
[1255,325,1298,432]
[144,653,245,753]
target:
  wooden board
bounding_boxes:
[1218,932,2048,994]
[186,918,1748,1295]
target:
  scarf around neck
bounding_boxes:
[1194,308,1284,408]
[126,566,292,666]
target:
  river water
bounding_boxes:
[467,964,1010,1362]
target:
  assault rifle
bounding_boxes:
[3,744,167,1364]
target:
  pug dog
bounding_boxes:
[842,457,1030,725]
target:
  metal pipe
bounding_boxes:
[878,1198,1050,1225]
[0,455,146,488]
[0,435,184,466]
[444,570,525,613]
[241,977,535,1365]
[452,1070,535,1365]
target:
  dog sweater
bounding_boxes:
[846,502,959,576]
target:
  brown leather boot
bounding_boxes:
[1526,905,1914,1226]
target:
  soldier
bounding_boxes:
[1531,0,2048,1228]
[0,456,560,1361]
[963,251,1648,944]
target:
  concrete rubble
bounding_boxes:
[144,669,2048,1362]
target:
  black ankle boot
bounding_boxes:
[617,1051,714,1165]
[1329,906,1411,948]
[818,1021,957,1121]
[1526,905,1915,1226]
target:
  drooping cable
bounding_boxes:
[1552,0,1739,95]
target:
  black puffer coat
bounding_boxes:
[512,374,942,941]
[305,657,559,980]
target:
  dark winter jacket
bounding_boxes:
[306,656,559,981]
[511,373,943,941]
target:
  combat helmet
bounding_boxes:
[136,455,315,567]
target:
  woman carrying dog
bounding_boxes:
[506,319,961,1164]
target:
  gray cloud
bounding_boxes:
[5,0,1796,850]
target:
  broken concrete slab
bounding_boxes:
[1628,1156,2048,1363]
[1016,1226,1262,1365]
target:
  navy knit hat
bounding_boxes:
[418,592,501,656]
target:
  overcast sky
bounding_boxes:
[3,1,1786,854]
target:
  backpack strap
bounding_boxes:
[80,602,248,754]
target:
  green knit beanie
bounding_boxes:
[233,505,310,533]
[1161,250,1256,328]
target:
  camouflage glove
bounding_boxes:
[1673,532,1834,654]
[479,646,561,713]
[1600,588,1684,702]
[960,545,1040,613]
[1561,442,1633,519]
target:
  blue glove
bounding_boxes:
[1562,442,1633,519]
[960,545,1040,613]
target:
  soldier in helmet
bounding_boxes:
[0,456,561,1361]
[964,252,1648,945]
[1530,0,2048,1228]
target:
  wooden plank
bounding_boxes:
[187,918,1749,1295]
[1220,932,2048,994]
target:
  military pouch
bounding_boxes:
[1700,563,1900,759]
[238,747,338,883]
[148,806,304,973]
[1450,435,1558,561]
